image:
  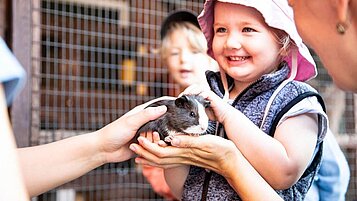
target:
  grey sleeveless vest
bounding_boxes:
[181,63,327,201]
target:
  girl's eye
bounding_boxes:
[215,27,227,33]
[190,112,196,117]
[242,27,256,32]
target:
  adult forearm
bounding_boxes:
[131,135,283,200]
[18,131,103,197]
[226,150,283,201]
[17,103,167,197]
[0,85,29,200]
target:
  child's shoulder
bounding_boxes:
[271,80,322,111]
[284,80,318,94]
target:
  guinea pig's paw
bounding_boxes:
[164,135,174,143]
[188,133,200,137]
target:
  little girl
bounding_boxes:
[163,0,328,200]
[141,10,218,200]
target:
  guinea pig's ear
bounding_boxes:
[175,95,189,108]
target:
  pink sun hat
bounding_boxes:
[197,0,317,82]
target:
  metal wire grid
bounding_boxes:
[27,0,356,200]
[308,52,357,200]
[344,147,357,200]
[31,0,204,200]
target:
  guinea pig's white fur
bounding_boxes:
[136,94,210,144]
[164,98,209,143]
[182,99,209,134]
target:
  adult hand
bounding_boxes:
[130,134,284,201]
[123,96,175,117]
[130,134,238,179]
[17,97,169,197]
[96,100,168,164]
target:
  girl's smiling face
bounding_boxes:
[212,2,282,91]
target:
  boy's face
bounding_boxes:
[165,29,209,89]
[212,2,281,89]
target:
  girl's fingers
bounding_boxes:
[152,132,161,143]
[152,132,169,146]
[146,131,154,142]
[130,140,190,167]
[130,135,232,172]
[137,136,186,157]
[139,131,154,142]
[129,143,160,162]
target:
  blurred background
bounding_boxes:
[1,0,356,200]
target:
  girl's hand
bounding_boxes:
[140,131,168,147]
[180,84,233,123]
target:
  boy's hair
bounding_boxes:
[160,22,208,61]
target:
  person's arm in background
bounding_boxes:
[140,131,189,199]
[18,103,167,197]
[130,135,283,201]
[305,130,350,201]
[164,165,190,199]
[0,84,29,200]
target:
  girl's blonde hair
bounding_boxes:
[272,28,295,59]
[160,22,208,61]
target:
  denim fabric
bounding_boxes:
[0,37,26,105]
[305,130,350,201]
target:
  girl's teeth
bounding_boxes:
[230,56,248,61]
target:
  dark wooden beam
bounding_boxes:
[11,0,32,147]
[0,0,4,38]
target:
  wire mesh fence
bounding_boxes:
[16,0,357,200]
[307,53,357,201]
[31,0,204,200]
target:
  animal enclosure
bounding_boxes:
[3,0,357,200]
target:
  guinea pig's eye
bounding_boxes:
[190,112,196,117]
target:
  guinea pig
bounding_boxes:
[136,94,210,144]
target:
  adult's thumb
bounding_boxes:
[127,105,167,129]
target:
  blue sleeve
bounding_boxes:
[0,37,26,106]
[305,131,350,201]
